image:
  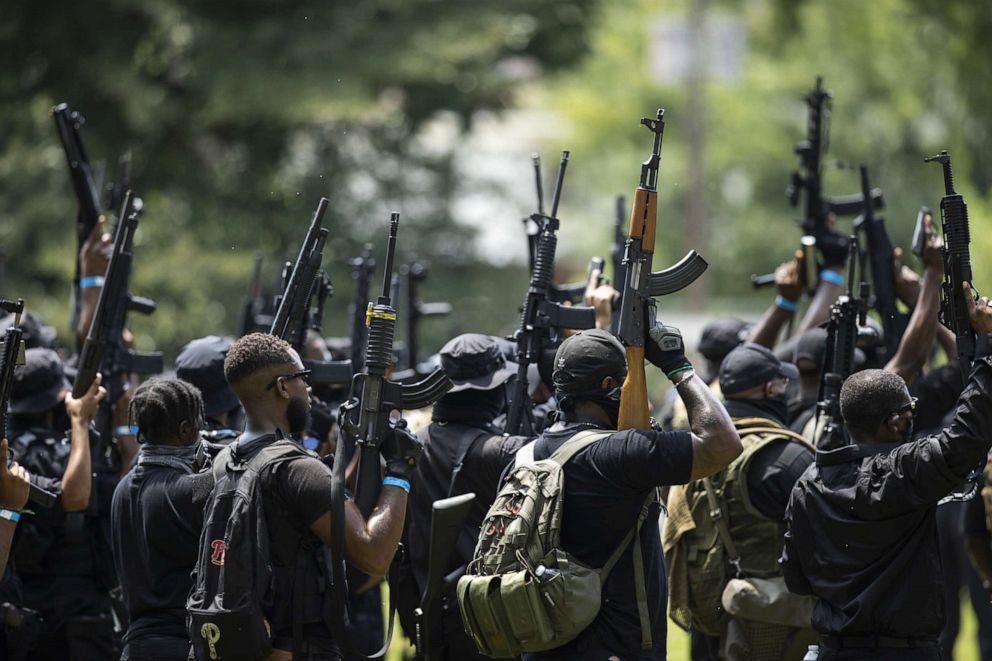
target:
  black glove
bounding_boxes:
[818,231,849,270]
[379,419,423,482]
[645,323,692,379]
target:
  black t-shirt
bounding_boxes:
[522,423,694,661]
[746,438,814,521]
[111,462,213,643]
[408,422,531,591]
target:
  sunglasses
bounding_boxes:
[265,369,312,391]
[893,397,919,418]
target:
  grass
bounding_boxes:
[384,588,985,660]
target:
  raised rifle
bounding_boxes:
[0,299,57,508]
[548,256,607,306]
[348,244,376,373]
[270,197,352,386]
[72,191,162,455]
[814,236,869,450]
[52,103,103,340]
[610,195,627,335]
[523,153,544,273]
[399,262,451,376]
[752,77,883,291]
[505,151,596,436]
[911,206,932,258]
[854,166,906,361]
[342,214,453,515]
[616,109,709,430]
[415,493,476,661]
[926,150,977,383]
[238,253,271,336]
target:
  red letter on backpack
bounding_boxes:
[210,539,226,566]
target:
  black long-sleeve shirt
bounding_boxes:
[782,356,992,639]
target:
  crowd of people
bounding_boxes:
[2,121,992,661]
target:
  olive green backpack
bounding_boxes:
[456,430,655,658]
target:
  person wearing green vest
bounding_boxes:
[665,343,816,661]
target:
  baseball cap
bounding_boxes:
[10,348,71,415]
[553,329,627,395]
[439,334,517,393]
[698,318,752,363]
[720,342,799,396]
[176,336,239,419]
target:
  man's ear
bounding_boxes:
[177,420,193,442]
[600,375,618,390]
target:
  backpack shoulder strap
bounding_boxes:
[514,441,537,468]
[547,429,614,466]
[741,426,815,452]
[447,430,494,499]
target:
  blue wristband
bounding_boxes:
[115,425,138,436]
[775,295,798,312]
[820,270,844,287]
[383,476,411,493]
[79,276,105,289]
[0,509,21,523]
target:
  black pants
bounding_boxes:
[120,634,190,661]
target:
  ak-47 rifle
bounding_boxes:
[616,110,709,430]
[398,262,451,375]
[814,236,869,451]
[348,244,376,373]
[270,198,352,386]
[752,77,883,292]
[926,151,977,383]
[0,299,57,508]
[505,151,596,436]
[414,493,476,661]
[854,166,906,361]
[72,191,162,455]
[342,214,453,515]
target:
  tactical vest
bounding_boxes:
[679,418,810,636]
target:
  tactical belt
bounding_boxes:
[819,634,939,649]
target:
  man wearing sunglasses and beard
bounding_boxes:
[193,333,421,660]
[782,286,992,660]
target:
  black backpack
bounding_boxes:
[187,437,308,660]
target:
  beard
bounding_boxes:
[287,395,312,436]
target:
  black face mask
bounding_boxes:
[287,396,311,436]
[586,386,622,428]
[897,416,915,444]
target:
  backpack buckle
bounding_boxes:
[709,507,724,521]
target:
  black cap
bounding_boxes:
[719,342,799,396]
[0,310,57,350]
[175,336,239,419]
[698,317,751,363]
[553,329,626,395]
[10,348,70,415]
[439,334,517,393]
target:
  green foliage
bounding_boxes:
[0,0,593,357]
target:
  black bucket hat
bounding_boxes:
[439,334,517,393]
[10,348,71,415]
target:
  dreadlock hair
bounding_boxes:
[840,369,910,437]
[224,333,294,386]
[129,377,205,445]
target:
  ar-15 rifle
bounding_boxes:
[505,151,597,436]
[926,151,977,383]
[814,236,869,451]
[72,191,162,455]
[348,244,376,373]
[854,166,906,361]
[0,299,57,508]
[523,153,544,273]
[270,198,352,387]
[752,77,884,292]
[616,110,709,430]
[343,214,453,515]
[414,492,476,661]
[52,103,104,340]
[395,262,451,377]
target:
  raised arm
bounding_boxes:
[61,373,105,511]
[645,324,741,480]
[748,257,803,349]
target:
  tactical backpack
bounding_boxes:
[187,437,308,661]
[456,430,655,658]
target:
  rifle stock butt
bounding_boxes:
[619,347,651,430]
